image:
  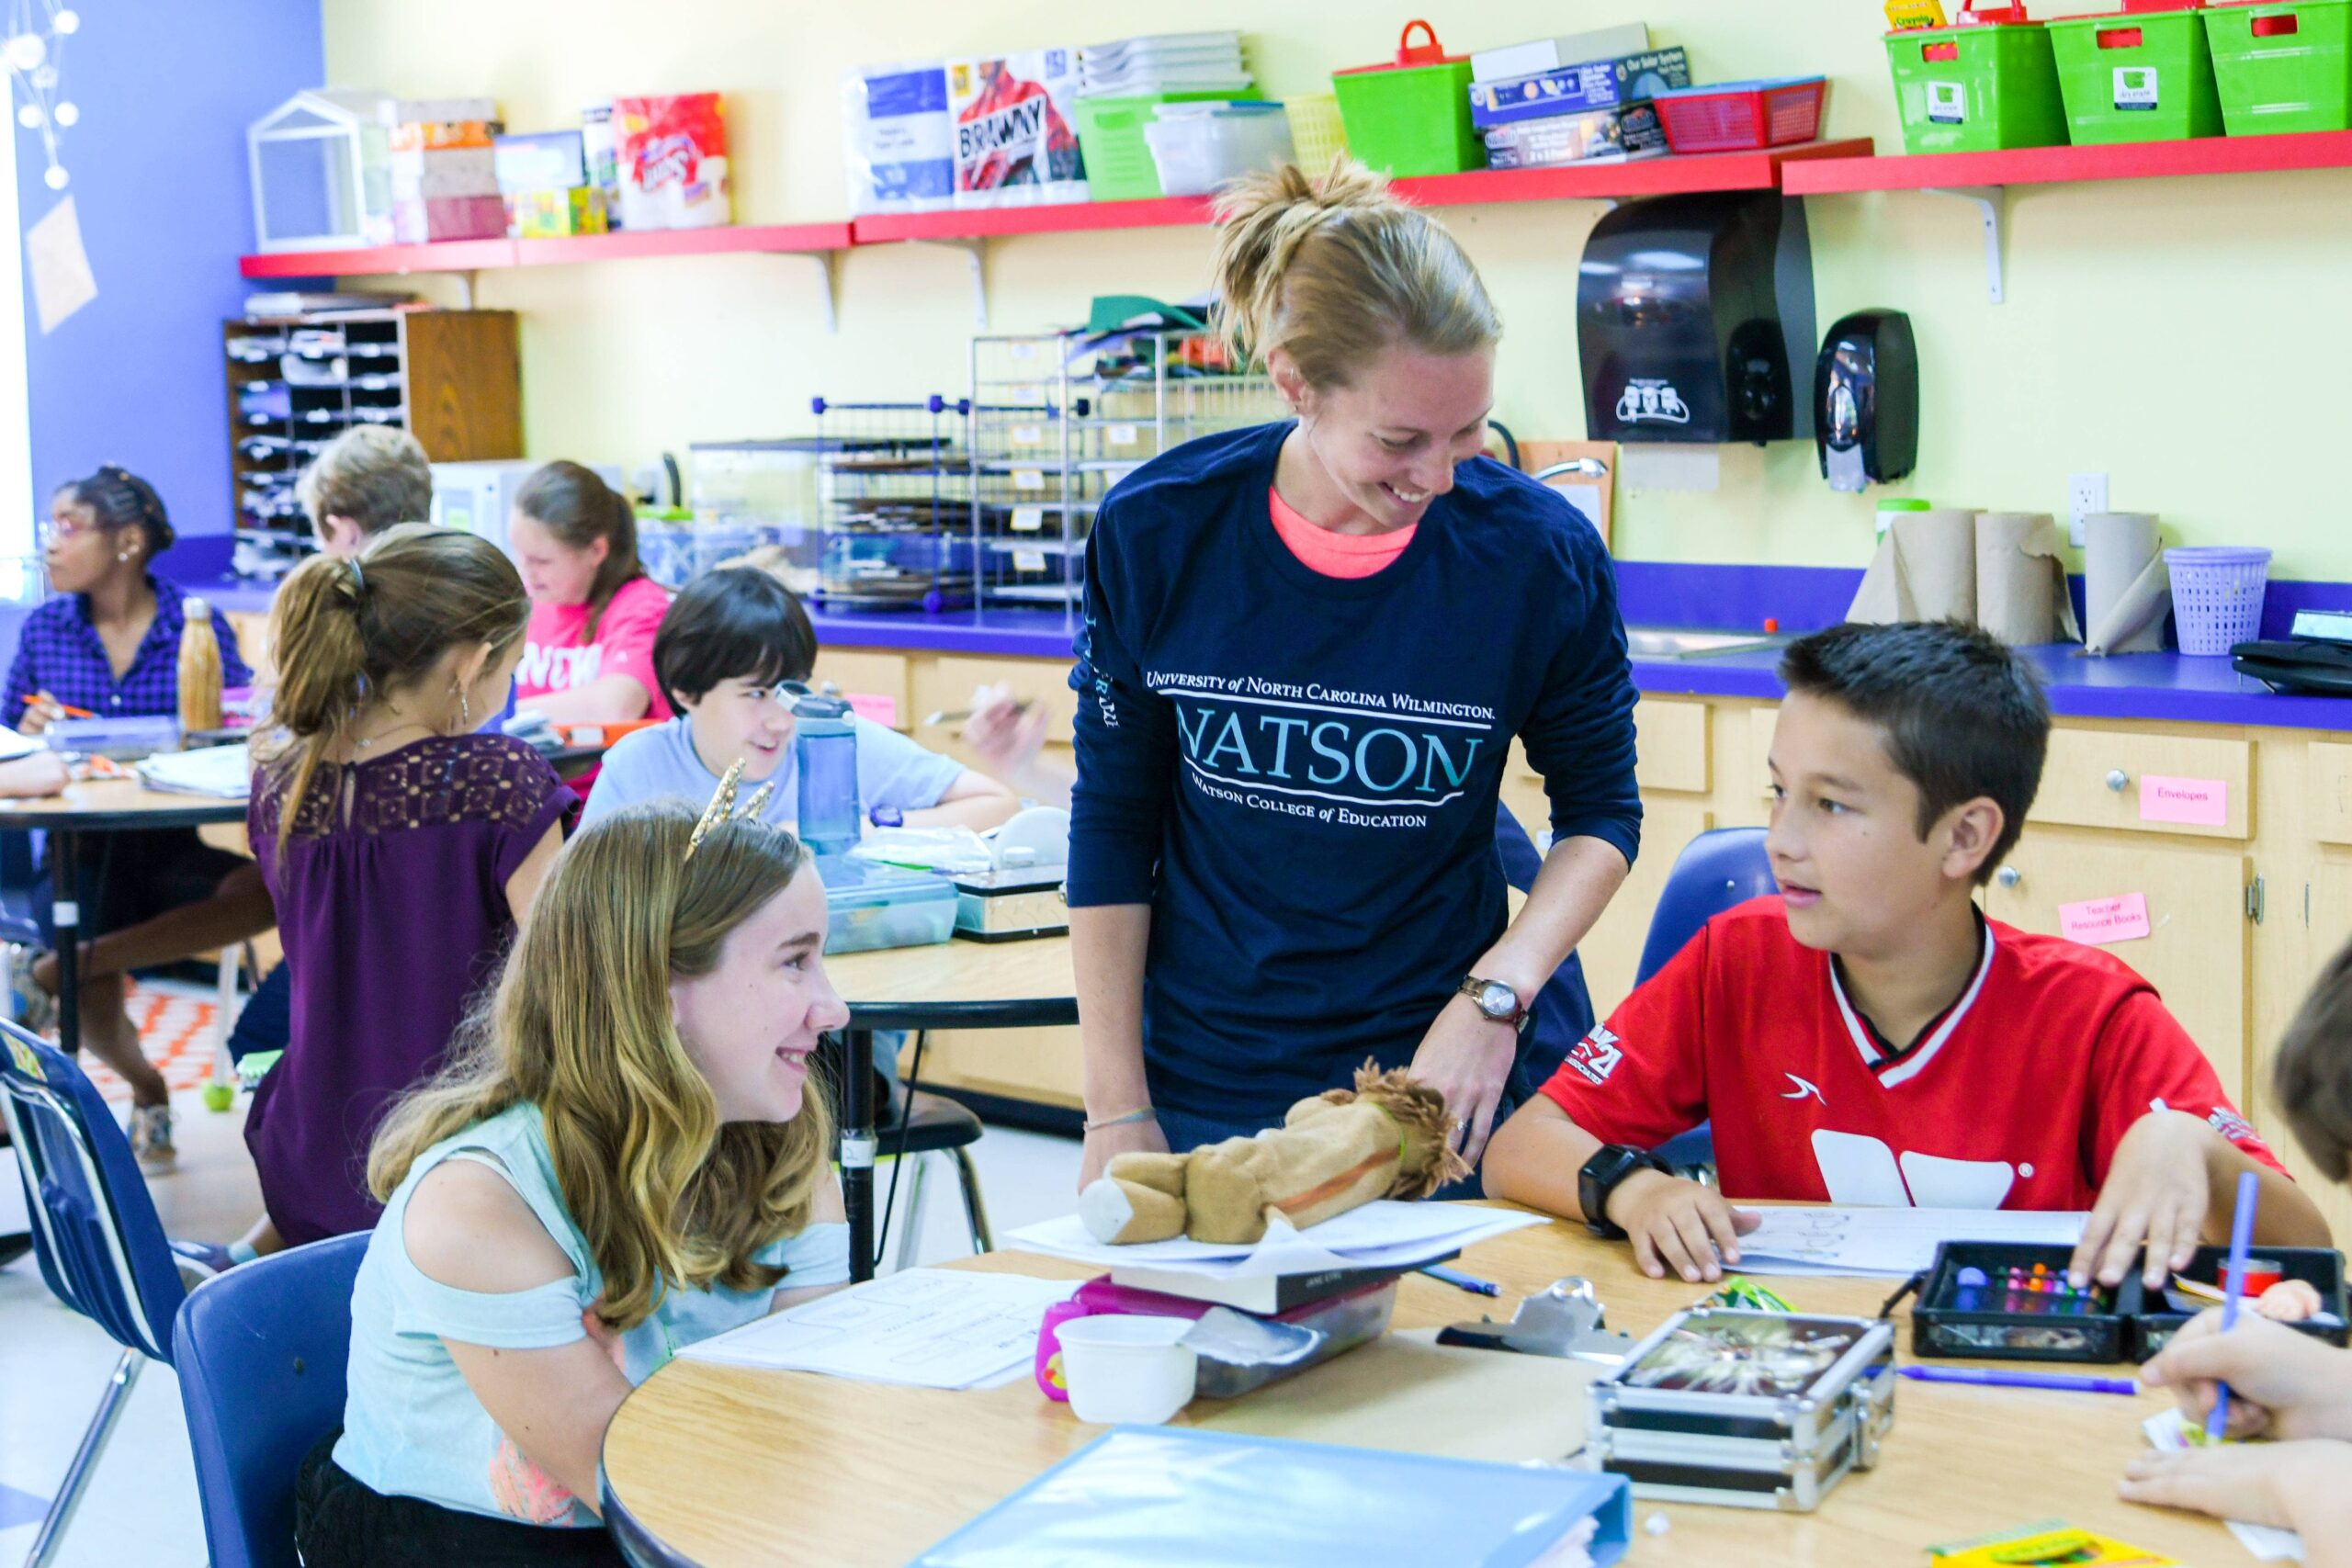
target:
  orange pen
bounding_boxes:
[34,692,95,718]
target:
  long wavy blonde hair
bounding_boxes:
[367,802,836,1329]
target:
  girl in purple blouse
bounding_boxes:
[240,525,572,1252]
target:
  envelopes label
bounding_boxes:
[844,693,899,728]
[2059,892,2152,946]
[2140,774,2228,827]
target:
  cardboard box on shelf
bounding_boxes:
[390,194,508,243]
[1483,102,1668,168]
[389,145,498,200]
[1469,48,1691,130]
[615,93,730,230]
[387,119,503,152]
[1471,25,1652,84]
[494,130,588,193]
[509,186,609,238]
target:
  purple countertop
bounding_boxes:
[179,562,2352,733]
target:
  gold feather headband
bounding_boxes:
[684,758,777,859]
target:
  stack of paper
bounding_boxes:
[1079,32,1251,97]
[134,742,252,800]
[677,1269,1079,1390]
[0,726,40,762]
[1732,1207,2089,1278]
[2143,1410,2306,1562]
[1008,1201,1546,1282]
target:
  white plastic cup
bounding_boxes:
[1054,1314,1198,1425]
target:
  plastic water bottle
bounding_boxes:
[793,693,861,858]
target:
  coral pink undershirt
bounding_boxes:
[1266,484,1416,579]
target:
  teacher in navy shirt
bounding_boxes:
[1068,161,1642,1185]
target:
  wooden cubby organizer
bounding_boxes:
[224,307,522,577]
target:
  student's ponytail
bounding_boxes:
[1209,157,1498,391]
[260,524,530,852]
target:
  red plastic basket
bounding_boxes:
[1651,76,1827,153]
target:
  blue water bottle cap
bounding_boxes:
[870,806,904,829]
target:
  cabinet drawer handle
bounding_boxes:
[2105,769,2131,793]
[1996,866,2022,889]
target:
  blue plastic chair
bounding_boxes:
[0,1016,198,1568]
[1634,829,1778,1173]
[176,1234,367,1568]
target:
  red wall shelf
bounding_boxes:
[240,141,1874,278]
[1781,129,2352,195]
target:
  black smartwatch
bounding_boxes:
[1577,1143,1671,1240]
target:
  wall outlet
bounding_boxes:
[2067,472,2109,548]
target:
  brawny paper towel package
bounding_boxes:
[949,50,1090,209]
[843,62,955,215]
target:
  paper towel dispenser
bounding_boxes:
[1577,192,1816,446]
[1815,310,1918,492]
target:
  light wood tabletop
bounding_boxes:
[0,776,250,830]
[823,933,1076,1015]
[600,1208,2245,1568]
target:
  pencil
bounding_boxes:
[2207,1170,2260,1442]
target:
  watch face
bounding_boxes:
[1476,980,1518,1020]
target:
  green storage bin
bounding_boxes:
[1331,20,1483,176]
[1884,17,2070,152]
[2048,4,2223,141]
[2206,0,2352,133]
[1075,89,1261,201]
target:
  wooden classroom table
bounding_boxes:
[599,1206,2246,1568]
[820,933,1076,1281]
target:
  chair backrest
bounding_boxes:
[1634,828,1778,986]
[0,1018,186,1360]
[175,1233,368,1568]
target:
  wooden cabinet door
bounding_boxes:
[914,1026,1082,1110]
[1982,829,2250,1102]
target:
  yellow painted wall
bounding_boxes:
[322,1,2352,577]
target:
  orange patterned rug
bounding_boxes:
[51,983,223,1104]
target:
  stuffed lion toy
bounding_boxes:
[1079,1064,1472,1246]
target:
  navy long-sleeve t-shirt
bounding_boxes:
[1067,420,1642,1119]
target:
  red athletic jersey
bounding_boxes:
[1540,897,2281,1209]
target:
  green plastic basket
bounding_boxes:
[2049,4,2223,141]
[1074,88,1261,202]
[2206,0,2352,133]
[1331,20,1483,176]
[1884,17,2070,152]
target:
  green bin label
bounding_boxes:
[2114,66,2160,110]
[1928,81,1967,124]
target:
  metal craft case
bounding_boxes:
[1579,1308,1895,1512]
[952,866,1069,941]
[2131,1245,2348,1362]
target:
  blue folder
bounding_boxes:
[909,1426,1631,1567]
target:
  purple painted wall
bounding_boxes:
[14,1,323,578]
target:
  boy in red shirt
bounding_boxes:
[1485,620,2328,1290]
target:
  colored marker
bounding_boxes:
[1419,1264,1500,1297]
[2208,1170,2260,1442]
[1899,1367,2138,1395]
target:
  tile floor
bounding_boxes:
[0,1081,1084,1564]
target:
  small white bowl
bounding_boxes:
[1055,1314,1198,1425]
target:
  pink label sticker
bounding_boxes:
[2058,892,2152,946]
[2139,774,2228,827]
[844,693,899,728]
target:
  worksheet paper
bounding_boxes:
[678,1269,1078,1389]
[2143,1410,2305,1562]
[1006,1203,1546,1280]
[1729,1207,2089,1278]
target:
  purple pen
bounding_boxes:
[1898,1367,2138,1395]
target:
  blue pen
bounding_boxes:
[1419,1264,1501,1297]
[1898,1367,2138,1395]
[2208,1169,2261,1441]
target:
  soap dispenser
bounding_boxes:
[1815,310,1919,492]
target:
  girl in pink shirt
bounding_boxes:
[510,461,673,726]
